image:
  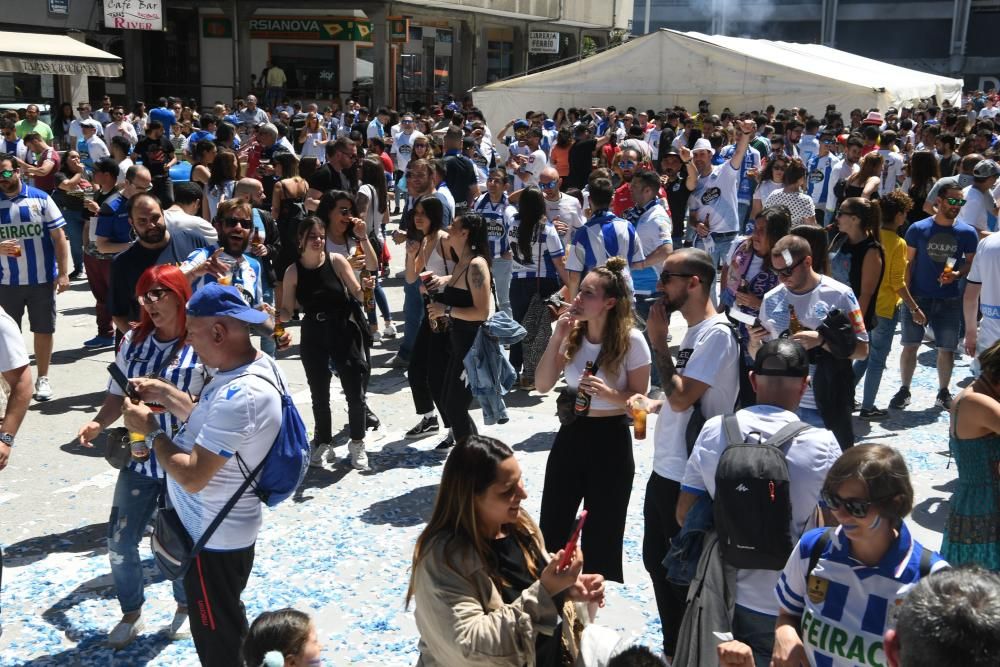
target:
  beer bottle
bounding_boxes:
[788,304,802,335]
[360,267,375,312]
[575,361,595,415]
[252,228,262,245]
[273,319,286,343]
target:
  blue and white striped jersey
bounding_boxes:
[776,524,948,667]
[182,245,264,307]
[0,183,66,286]
[508,216,564,279]
[808,154,840,213]
[474,193,515,259]
[565,210,645,276]
[107,329,208,479]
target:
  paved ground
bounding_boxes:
[0,241,962,666]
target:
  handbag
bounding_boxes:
[103,427,132,469]
[151,449,269,580]
[103,342,185,470]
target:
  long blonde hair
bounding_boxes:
[563,256,635,380]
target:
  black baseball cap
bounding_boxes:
[753,339,809,377]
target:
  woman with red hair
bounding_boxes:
[75,264,209,649]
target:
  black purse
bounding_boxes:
[103,428,132,469]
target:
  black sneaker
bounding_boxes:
[405,415,439,439]
[435,433,456,450]
[935,388,953,410]
[852,399,860,412]
[859,407,889,421]
[888,388,911,409]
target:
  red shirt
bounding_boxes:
[612,183,634,217]
[377,151,394,174]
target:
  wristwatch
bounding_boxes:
[445,304,453,317]
[0,432,13,447]
[145,428,166,447]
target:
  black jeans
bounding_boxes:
[300,317,370,441]
[407,318,450,424]
[152,176,174,208]
[442,320,481,442]
[539,415,634,583]
[509,276,560,374]
[643,472,690,658]
[183,545,255,667]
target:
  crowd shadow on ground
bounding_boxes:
[4,522,108,567]
[361,484,438,527]
[30,389,104,417]
[910,478,957,535]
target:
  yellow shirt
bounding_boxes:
[876,227,906,319]
[266,66,286,87]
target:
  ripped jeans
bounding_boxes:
[108,466,186,614]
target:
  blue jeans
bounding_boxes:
[398,278,424,361]
[796,406,825,429]
[63,208,85,274]
[492,257,513,316]
[635,293,660,387]
[108,467,186,614]
[738,201,751,234]
[366,280,392,324]
[731,604,778,667]
[853,308,899,409]
[260,284,277,357]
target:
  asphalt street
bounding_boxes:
[0,239,960,666]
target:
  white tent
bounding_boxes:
[472,29,963,130]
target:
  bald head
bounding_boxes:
[234,177,264,202]
[539,167,561,199]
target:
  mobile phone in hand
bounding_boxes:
[107,363,140,401]
[558,510,588,570]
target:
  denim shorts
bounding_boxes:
[900,295,962,350]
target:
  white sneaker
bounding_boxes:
[309,442,331,468]
[34,376,52,401]
[107,616,144,649]
[382,322,398,339]
[168,609,190,639]
[371,329,382,343]
[348,439,369,471]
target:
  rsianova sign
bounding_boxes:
[249,17,373,41]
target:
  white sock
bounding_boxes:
[424,411,436,419]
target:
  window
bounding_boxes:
[270,43,341,98]
[487,41,514,82]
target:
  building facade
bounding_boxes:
[1,0,630,113]
[631,0,1000,91]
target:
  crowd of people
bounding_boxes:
[2,89,1000,666]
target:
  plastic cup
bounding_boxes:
[633,406,648,440]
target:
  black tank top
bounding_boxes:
[437,262,475,309]
[295,254,350,314]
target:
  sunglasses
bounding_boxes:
[306,234,326,243]
[138,288,171,305]
[821,139,836,145]
[659,271,696,283]
[0,169,15,178]
[945,197,967,206]
[338,207,352,215]
[539,180,558,190]
[835,209,856,218]
[776,256,806,277]
[222,217,253,229]
[617,160,637,169]
[821,490,884,519]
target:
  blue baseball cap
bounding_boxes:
[186,283,269,325]
[513,119,530,130]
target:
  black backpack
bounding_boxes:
[714,414,810,570]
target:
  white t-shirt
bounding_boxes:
[759,276,868,410]
[390,130,424,173]
[689,161,742,233]
[957,185,998,233]
[514,148,547,189]
[0,306,29,371]
[563,329,650,412]
[167,355,284,550]
[652,313,740,481]
[764,189,816,227]
[164,208,216,243]
[877,149,905,197]
[545,193,585,248]
[682,405,841,614]
[967,231,1000,352]
[753,180,782,203]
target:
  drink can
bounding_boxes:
[633,407,648,440]
[129,432,150,462]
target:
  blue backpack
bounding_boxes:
[234,358,309,507]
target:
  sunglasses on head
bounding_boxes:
[945,197,967,206]
[138,288,171,305]
[821,490,884,519]
[222,217,253,229]
[776,256,806,277]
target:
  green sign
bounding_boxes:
[248,17,372,41]
[202,17,233,39]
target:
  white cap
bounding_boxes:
[692,138,714,154]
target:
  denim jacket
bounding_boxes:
[462,311,526,425]
[663,492,714,586]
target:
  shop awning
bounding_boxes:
[0,31,122,78]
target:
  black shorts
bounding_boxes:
[0,282,57,334]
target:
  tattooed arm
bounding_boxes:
[647,298,710,412]
[445,257,493,322]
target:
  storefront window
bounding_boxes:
[270,43,342,99]
[434,29,452,96]
[487,41,514,82]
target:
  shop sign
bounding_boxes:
[249,17,372,41]
[389,16,409,43]
[104,0,163,31]
[528,31,560,54]
[203,17,233,38]
[48,0,69,15]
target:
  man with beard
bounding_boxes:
[508,127,546,190]
[612,146,643,216]
[306,137,358,210]
[133,120,176,207]
[631,247,739,661]
[832,135,863,210]
[109,193,207,333]
[659,147,698,248]
[181,198,264,311]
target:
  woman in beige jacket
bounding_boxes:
[406,435,606,666]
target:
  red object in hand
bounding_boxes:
[558,510,588,570]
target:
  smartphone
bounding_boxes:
[558,510,588,570]
[107,363,140,401]
[728,308,760,329]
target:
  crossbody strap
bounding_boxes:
[807,527,835,580]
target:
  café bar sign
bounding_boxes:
[249,17,373,41]
[104,0,163,31]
